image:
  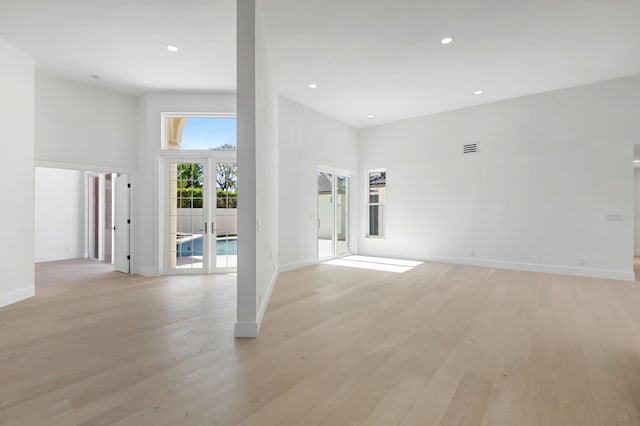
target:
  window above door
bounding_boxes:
[161,113,237,151]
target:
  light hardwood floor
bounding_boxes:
[1,259,640,425]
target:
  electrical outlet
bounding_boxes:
[578,258,585,266]
[535,255,542,262]
[470,250,476,257]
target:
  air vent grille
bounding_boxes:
[463,143,479,154]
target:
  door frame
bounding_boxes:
[160,151,237,275]
[317,166,354,261]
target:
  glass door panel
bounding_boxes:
[167,160,207,272]
[336,176,350,256]
[215,162,238,269]
[318,172,335,259]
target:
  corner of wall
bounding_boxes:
[0,287,35,309]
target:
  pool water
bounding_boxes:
[177,236,237,257]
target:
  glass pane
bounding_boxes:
[369,205,385,237]
[336,176,350,256]
[368,171,386,203]
[318,172,334,259]
[165,117,237,151]
[216,162,238,268]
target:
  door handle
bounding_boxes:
[211,222,215,234]
[204,222,207,234]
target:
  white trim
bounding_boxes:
[256,268,279,330]
[0,286,34,309]
[134,266,159,277]
[235,321,258,338]
[317,165,355,177]
[279,258,320,273]
[35,160,135,175]
[35,254,81,263]
[422,256,635,281]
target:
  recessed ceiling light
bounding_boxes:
[89,74,100,80]
[441,37,453,45]
[367,114,375,119]
[309,83,318,89]
[166,44,179,52]
[474,90,484,95]
[634,160,640,163]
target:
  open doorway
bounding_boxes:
[87,172,130,273]
[34,167,130,274]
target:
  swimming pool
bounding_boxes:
[177,236,237,256]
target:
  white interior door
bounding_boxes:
[113,174,130,273]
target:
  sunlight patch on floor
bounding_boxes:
[323,255,422,273]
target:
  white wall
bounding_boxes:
[359,75,640,280]
[278,97,359,270]
[34,168,85,262]
[255,3,279,330]
[35,72,138,172]
[0,39,35,307]
[134,92,236,276]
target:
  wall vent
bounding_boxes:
[463,143,479,154]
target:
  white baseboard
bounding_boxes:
[0,286,35,309]
[257,268,279,330]
[134,266,159,277]
[235,321,258,338]
[428,256,634,281]
[235,268,280,339]
[279,258,319,273]
[35,253,83,263]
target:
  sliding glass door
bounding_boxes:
[317,171,351,259]
[336,175,350,256]
[317,172,335,259]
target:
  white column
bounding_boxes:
[235,0,258,337]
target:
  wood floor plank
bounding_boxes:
[1,259,640,425]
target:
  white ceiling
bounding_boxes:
[1,0,639,128]
[0,0,236,94]
[262,0,640,127]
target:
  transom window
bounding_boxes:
[162,114,236,151]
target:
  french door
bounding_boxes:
[317,171,351,259]
[163,156,237,274]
